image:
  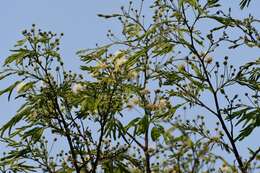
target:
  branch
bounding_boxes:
[245,147,260,169]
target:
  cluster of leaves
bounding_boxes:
[0,0,259,173]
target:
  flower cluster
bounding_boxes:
[71,83,84,94]
[113,50,128,71]
[146,99,168,111]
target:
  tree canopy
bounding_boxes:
[0,0,259,173]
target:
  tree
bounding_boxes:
[0,0,259,173]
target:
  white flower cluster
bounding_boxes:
[128,70,138,80]
[71,83,84,94]
[219,164,232,173]
[126,98,139,109]
[113,50,128,70]
[200,52,213,64]
[158,99,167,108]
[146,98,168,110]
[40,80,48,88]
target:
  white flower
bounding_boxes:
[84,155,90,160]
[118,145,126,150]
[16,82,26,93]
[158,99,167,108]
[126,98,140,109]
[87,162,92,171]
[113,50,128,70]
[97,62,107,69]
[32,111,37,117]
[126,102,135,109]
[146,103,157,110]
[103,138,110,145]
[71,83,84,94]
[204,55,213,64]
[199,52,213,64]
[220,164,230,173]
[148,147,155,154]
[128,70,138,79]
[115,56,127,69]
[140,88,150,95]
[40,80,48,88]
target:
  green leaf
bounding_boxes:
[152,42,174,56]
[1,148,31,161]
[17,81,35,93]
[235,124,254,141]
[14,39,27,47]
[190,62,204,79]
[228,106,260,141]
[79,47,108,63]
[207,16,234,26]
[56,167,74,173]
[46,50,60,58]
[136,115,149,135]
[151,125,164,141]
[125,117,141,131]
[125,49,147,69]
[188,0,197,7]
[240,0,251,9]
[4,51,29,66]
[0,81,20,101]
[0,105,32,137]
[22,127,44,142]
[207,0,220,8]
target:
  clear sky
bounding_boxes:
[0,0,259,167]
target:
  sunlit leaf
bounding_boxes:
[151,125,164,141]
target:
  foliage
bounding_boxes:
[240,0,252,9]
[0,0,259,173]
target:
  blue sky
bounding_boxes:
[0,0,259,167]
